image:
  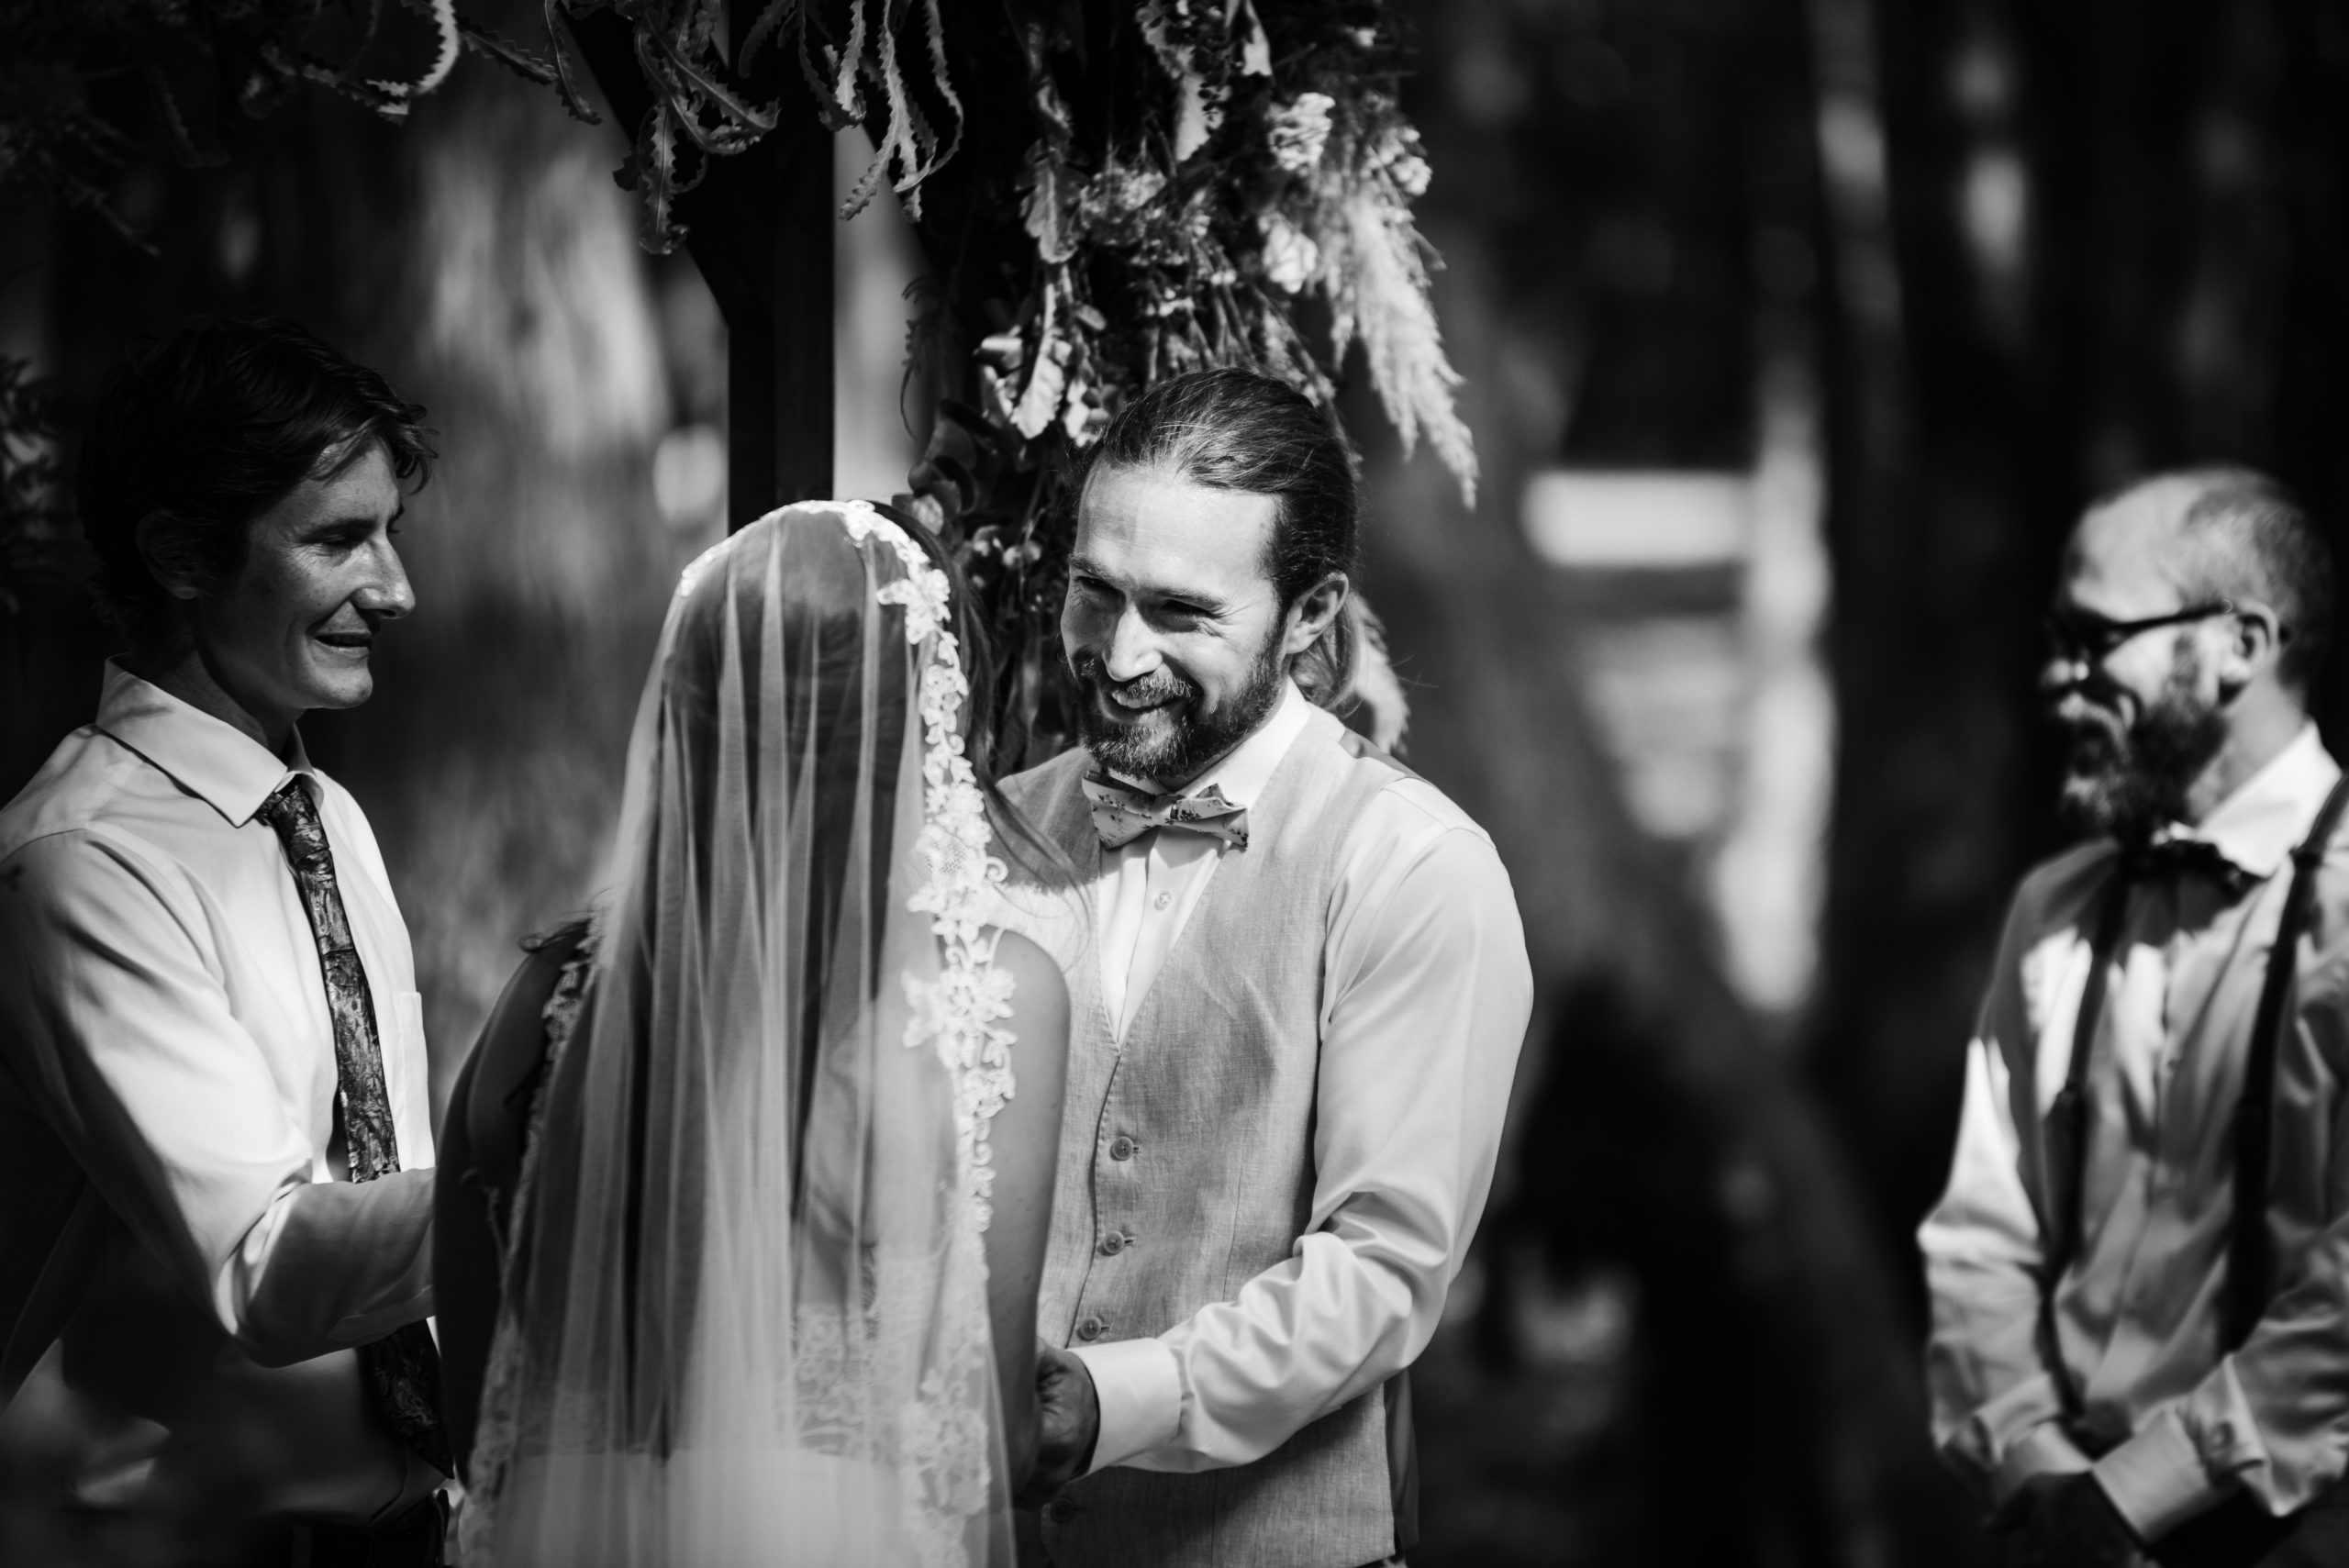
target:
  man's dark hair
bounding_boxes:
[1075,366,1362,695]
[77,317,434,644]
[2150,467,2336,694]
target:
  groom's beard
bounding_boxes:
[2054,650,2228,841]
[1073,634,1286,784]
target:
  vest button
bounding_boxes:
[1098,1231,1127,1256]
[1108,1135,1136,1162]
[1049,1496,1079,1522]
[1075,1315,1106,1341]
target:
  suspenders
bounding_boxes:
[2042,773,2349,1415]
[2225,774,2349,1346]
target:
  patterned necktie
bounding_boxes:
[1082,772,1251,851]
[257,778,452,1477]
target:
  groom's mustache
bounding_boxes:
[1072,653,1198,711]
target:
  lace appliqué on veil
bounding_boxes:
[838,504,1019,1567]
[839,501,1019,1236]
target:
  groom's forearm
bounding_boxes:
[1073,1224,1434,1474]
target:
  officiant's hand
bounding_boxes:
[1019,1341,1100,1504]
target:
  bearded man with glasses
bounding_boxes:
[1923,468,2349,1567]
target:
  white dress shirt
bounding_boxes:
[0,662,439,1520]
[1073,680,1532,1473]
[1921,725,2349,1540]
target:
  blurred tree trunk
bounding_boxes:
[1378,2,1981,1562]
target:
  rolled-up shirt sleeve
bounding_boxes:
[1075,806,1532,1473]
[0,828,432,1363]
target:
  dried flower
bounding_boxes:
[1269,93,1336,176]
[1326,193,1478,505]
[1258,210,1322,294]
[1361,122,1433,197]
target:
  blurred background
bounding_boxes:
[9,1,2349,1564]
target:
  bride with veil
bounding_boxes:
[432,500,1073,1566]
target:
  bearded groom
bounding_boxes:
[1002,368,1532,1568]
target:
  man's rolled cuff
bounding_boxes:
[224,1173,436,1366]
[2093,1407,2227,1543]
[1071,1337,1182,1473]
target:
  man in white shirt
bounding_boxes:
[1922,469,2349,1568]
[1001,368,1532,1568]
[0,318,448,1564]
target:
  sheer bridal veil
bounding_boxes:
[464,502,1019,1567]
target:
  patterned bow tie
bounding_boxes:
[2124,835,2259,900]
[1083,773,1251,851]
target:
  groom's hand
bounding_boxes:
[1019,1341,1100,1504]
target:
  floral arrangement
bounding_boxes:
[966,7,1475,496]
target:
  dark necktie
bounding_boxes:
[257,777,452,1477]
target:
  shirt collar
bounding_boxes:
[2164,723,2341,881]
[1113,678,1313,809]
[95,660,315,828]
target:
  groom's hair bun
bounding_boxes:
[1079,366,1361,611]
[77,316,436,644]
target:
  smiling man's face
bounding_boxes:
[1061,462,1296,785]
[187,440,413,740]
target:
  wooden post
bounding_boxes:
[729,102,835,528]
[566,14,835,530]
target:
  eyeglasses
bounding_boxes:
[2041,600,2238,665]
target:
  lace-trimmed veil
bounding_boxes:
[464,501,1019,1567]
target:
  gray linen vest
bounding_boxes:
[998,709,1414,1568]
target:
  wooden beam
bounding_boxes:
[565,13,835,529]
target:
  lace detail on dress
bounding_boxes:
[460,922,598,1565]
[838,501,1019,1235]
[838,502,1015,1567]
[788,1242,996,1568]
